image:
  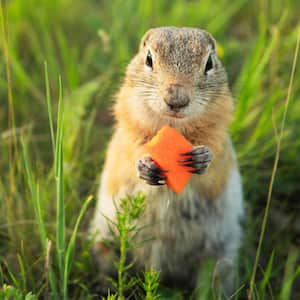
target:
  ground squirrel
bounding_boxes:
[90,27,244,295]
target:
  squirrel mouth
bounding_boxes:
[164,111,185,119]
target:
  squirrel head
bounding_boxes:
[118,27,233,134]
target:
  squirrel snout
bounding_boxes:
[163,84,190,110]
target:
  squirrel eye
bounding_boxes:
[145,50,153,69]
[204,54,213,75]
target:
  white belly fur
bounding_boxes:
[90,166,244,283]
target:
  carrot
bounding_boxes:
[146,125,193,193]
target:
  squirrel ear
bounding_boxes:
[139,29,154,50]
[204,31,217,52]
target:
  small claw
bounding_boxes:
[180,151,193,156]
[139,172,166,182]
[189,169,206,174]
[147,180,166,186]
[141,175,166,186]
[156,168,169,173]
[147,162,164,172]
[178,157,193,163]
[180,146,209,156]
[178,154,211,164]
[179,162,194,168]
[179,161,211,168]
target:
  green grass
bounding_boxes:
[1,0,300,299]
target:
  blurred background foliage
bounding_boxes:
[1,0,300,298]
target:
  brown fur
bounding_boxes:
[91,27,243,295]
[106,84,234,199]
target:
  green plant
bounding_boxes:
[108,194,146,298]
[0,284,38,300]
[142,269,161,300]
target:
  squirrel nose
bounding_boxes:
[164,84,190,110]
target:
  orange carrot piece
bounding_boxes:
[145,125,193,193]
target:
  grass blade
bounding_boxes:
[63,195,93,299]
[55,75,66,298]
[280,246,299,300]
[44,61,55,156]
[259,250,275,299]
[21,137,47,248]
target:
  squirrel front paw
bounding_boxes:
[137,156,167,186]
[179,145,213,174]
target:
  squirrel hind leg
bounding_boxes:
[194,258,235,298]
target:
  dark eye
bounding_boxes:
[204,54,213,75]
[146,50,153,69]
